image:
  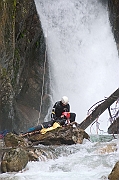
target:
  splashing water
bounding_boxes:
[0,135,119,180]
[35,0,119,134]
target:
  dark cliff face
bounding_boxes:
[0,0,50,133]
[108,0,119,48]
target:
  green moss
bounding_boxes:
[15,49,20,59]
[11,49,20,87]
[13,0,17,7]
[12,0,17,16]
[19,32,25,38]
[1,68,7,78]
[35,40,40,47]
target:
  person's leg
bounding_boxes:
[56,118,66,126]
[34,125,43,131]
[42,120,54,128]
[70,113,76,123]
[27,125,42,133]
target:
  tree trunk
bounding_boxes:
[78,88,119,130]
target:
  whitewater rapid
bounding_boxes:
[0,135,119,180]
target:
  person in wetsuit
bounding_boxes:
[51,96,76,125]
[21,96,76,136]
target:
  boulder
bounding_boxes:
[27,148,56,161]
[1,133,29,172]
[97,143,117,154]
[4,132,28,148]
[1,148,29,173]
[27,150,39,161]
[27,125,90,145]
[108,161,119,180]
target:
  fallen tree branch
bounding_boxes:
[78,88,119,130]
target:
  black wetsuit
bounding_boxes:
[51,101,76,123]
[51,101,70,119]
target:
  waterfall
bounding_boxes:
[35,0,119,133]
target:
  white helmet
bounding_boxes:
[61,96,69,105]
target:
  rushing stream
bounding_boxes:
[0,135,119,180]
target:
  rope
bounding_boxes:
[37,37,47,125]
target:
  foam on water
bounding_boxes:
[0,135,119,180]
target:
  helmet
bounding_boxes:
[61,96,69,105]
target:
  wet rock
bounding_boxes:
[0,133,29,172]
[28,126,90,145]
[108,0,119,48]
[27,149,39,161]
[27,147,58,162]
[108,161,119,180]
[0,0,49,134]
[97,143,117,154]
[4,133,28,148]
[1,148,28,173]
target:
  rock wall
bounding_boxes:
[108,0,119,51]
[0,0,50,133]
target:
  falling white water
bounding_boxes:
[35,0,119,134]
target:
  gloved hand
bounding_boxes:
[60,114,64,118]
[51,110,56,119]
